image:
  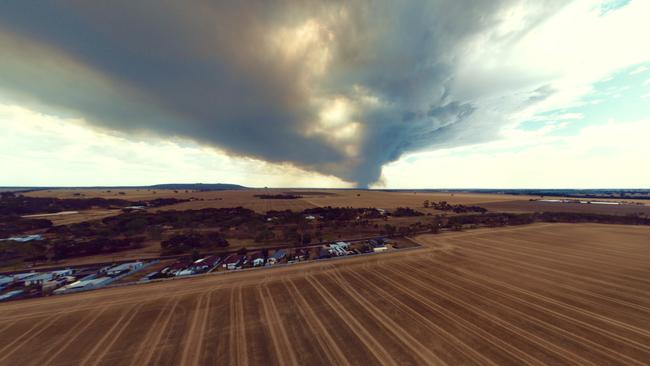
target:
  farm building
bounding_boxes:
[140,272,160,281]
[105,262,144,276]
[329,242,350,256]
[176,256,221,277]
[268,249,286,265]
[368,238,388,252]
[190,255,222,273]
[162,261,191,276]
[222,255,244,270]
[250,252,266,267]
[51,269,74,277]
[23,273,54,286]
[175,268,196,277]
[291,248,309,262]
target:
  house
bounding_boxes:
[175,268,196,277]
[24,273,54,286]
[51,269,74,277]
[329,242,350,256]
[250,252,266,267]
[175,259,207,276]
[222,255,244,270]
[287,249,308,263]
[140,272,160,281]
[105,261,144,276]
[192,255,221,273]
[293,248,308,261]
[368,238,387,252]
[304,215,317,220]
[162,261,190,276]
[267,249,286,265]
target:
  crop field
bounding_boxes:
[24,188,539,213]
[1,223,649,365]
[22,209,123,226]
[481,199,650,216]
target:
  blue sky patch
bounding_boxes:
[520,61,650,136]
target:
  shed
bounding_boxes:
[250,252,266,267]
[106,262,144,276]
[222,255,243,270]
[24,273,54,286]
[268,249,286,265]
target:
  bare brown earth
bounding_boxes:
[1,223,649,365]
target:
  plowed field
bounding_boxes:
[1,223,649,365]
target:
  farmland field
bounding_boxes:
[1,223,650,365]
[23,188,541,213]
[481,200,650,216]
[24,188,648,216]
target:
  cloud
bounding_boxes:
[0,1,573,187]
[2,1,649,188]
[376,119,650,189]
[0,103,350,187]
[629,65,649,75]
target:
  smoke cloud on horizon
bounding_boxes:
[0,1,565,186]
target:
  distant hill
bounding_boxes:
[0,183,247,192]
[147,183,247,191]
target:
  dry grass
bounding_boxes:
[481,200,650,216]
[1,223,649,365]
[23,209,122,226]
[25,188,542,213]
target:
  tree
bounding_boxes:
[254,228,275,243]
[383,224,396,236]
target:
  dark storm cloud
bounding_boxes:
[0,1,565,186]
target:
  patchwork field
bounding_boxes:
[1,223,649,365]
[24,188,540,213]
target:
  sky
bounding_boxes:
[0,0,648,188]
